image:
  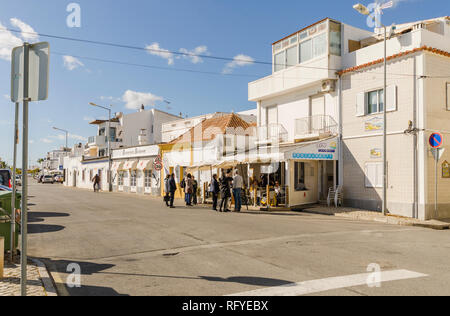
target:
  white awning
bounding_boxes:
[137,159,155,171]
[123,160,138,170]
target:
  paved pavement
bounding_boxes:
[27,181,450,296]
[0,261,47,296]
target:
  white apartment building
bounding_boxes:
[248,16,450,220]
[41,148,71,173]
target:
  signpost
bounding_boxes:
[11,42,49,297]
[429,133,444,219]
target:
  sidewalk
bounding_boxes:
[302,206,450,230]
[0,259,57,296]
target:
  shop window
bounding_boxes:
[130,171,137,187]
[294,162,308,191]
[144,170,151,188]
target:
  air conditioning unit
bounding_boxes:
[321,80,336,93]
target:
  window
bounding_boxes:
[274,51,285,72]
[144,170,151,188]
[447,83,450,111]
[118,172,124,186]
[299,39,313,63]
[286,46,297,68]
[313,33,327,59]
[365,162,384,188]
[367,89,384,114]
[294,162,307,191]
[329,21,342,56]
[130,170,137,187]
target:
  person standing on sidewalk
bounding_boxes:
[210,174,220,211]
[92,173,100,193]
[219,170,232,212]
[169,173,177,208]
[192,175,198,205]
[185,174,194,206]
[233,170,243,212]
[164,174,171,207]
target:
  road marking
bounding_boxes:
[228,270,428,296]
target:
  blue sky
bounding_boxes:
[0,0,447,165]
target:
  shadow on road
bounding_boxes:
[39,258,129,296]
[28,224,66,234]
[27,211,69,233]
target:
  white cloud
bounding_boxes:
[83,116,94,122]
[179,46,209,64]
[63,55,84,71]
[145,42,174,65]
[222,54,255,74]
[29,140,34,144]
[50,134,87,142]
[69,134,87,141]
[122,90,163,110]
[3,94,10,100]
[10,18,39,42]
[40,138,53,144]
[0,22,23,61]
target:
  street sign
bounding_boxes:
[431,148,445,161]
[429,133,443,148]
[443,161,450,179]
[153,154,163,171]
[11,42,50,102]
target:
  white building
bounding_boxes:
[248,16,450,219]
[41,148,71,173]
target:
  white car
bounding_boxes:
[15,175,22,186]
[41,175,55,184]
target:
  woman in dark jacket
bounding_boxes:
[219,170,232,212]
[211,174,220,211]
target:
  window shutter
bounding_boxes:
[356,92,366,117]
[386,85,397,112]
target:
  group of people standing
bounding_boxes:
[210,169,243,213]
[163,169,244,212]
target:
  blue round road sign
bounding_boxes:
[429,133,443,148]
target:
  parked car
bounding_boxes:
[55,175,64,183]
[0,169,12,189]
[41,175,55,184]
[0,184,12,191]
[15,175,22,186]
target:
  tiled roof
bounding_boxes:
[170,113,254,144]
[338,46,450,75]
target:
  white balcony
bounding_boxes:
[88,135,107,147]
[255,124,289,146]
[294,115,338,142]
[248,56,338,101]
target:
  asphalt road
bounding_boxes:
[27,181,450,296]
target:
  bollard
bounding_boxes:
[0,237,4,279]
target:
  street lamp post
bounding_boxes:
[353,3,395,216]
[89,102,113,192]
[53,127,69,150]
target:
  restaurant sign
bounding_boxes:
[288,138,339,161]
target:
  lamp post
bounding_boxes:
[89,102,113,192]
[353,3,395,216]
[53,127,69,150]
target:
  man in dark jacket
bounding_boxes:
[164,174,171,207]
[169,173,177,208]
[219,170,233,212]
[210,174,220,211]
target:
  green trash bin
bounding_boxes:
[0,191,21,253]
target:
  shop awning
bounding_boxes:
[123,160,138,170]
[112,161,124,172]
[137,158,155,171]
[214,161,239,169]
[199,165,212,171]
[186,166,199,173]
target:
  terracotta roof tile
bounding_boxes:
[169,113,254,144]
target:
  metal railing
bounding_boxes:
[295,115,338,138]
[256,124,288,144]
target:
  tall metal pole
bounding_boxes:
[382,26,388,216]
[108,107,112,192]
[21,42,30,296]
[65,130,68,150]
[10,102,19,262]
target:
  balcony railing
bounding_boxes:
[256,124,288,145]
[295,115,338,140]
